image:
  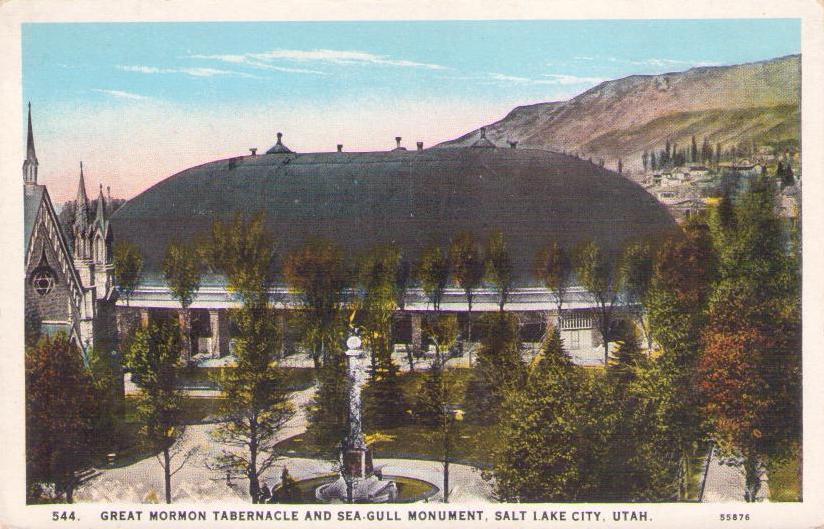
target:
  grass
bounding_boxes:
[768,442,802,502]
[279,367,498,467]
[124,396,227,425]
[177,366,315,391]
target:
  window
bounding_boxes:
[31,268,55,296]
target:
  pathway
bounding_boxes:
[701,446,770,502]
[75,386,493,504]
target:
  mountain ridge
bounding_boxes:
[440,54,800,171]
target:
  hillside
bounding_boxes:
[440,55,800,171]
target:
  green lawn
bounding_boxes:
[176,366,315,391]
[768,443,802,502]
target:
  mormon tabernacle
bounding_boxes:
[109,129,677,365]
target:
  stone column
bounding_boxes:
[139,308,150,329]
[209,309,230,358]
[410,312,422,356]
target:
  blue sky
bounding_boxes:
[22,19,800,201]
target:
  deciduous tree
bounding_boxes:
[450,233,485,359]
[574,241,619,366]
[418,245,450,312]
[163,241,203,363]
[485,231,513,311]
[114,242,143,306]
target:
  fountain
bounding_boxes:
[314,334,399,503]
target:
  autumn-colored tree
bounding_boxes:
[113,241,143,306]
[163,241,203,363]
[418,245,450,312]
[485,231,514,311]
[450,233,485,358]
[284,239,350,370]
[26,334,97,503]
[698,175,800,502]
[574,241,620,366]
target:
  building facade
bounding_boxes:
[23,105,117,355]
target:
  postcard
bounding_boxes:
[1,1,823,527]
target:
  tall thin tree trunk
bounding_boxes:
[163,447,172,504]
[466,296,473,367]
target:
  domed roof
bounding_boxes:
[111,146,676,286]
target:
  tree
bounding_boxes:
[690,135,698,163]
[114,241,143,306]
[358,246,405,428]
[163,241,203,363]
[618,241,655,350]
[418,244,450,312]
[284,239,350,370]
[534,241,573,331]
[617,158,623,175]
[26,334,97,503]
[644,219,716,499]
[490,329,611,501]
[464,312,525,424]
[642,150,649,171]
[211,304,296,503]
[698,175,800,501]
[126,320,193,504]
[203,214,297,503]
[574,241,619,366]
[450,233,485,360]
[485,231,513,311]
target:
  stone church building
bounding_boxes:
[23,104,117,355]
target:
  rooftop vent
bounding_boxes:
[337,144,343,153]
[249,148,257,156]
[265,132,294,154]
[393,136,407,151]
[417,141,424,152]
[471,126,496,149]
[508,140,518,149]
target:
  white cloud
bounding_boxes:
[542,74,607,85]
[90,88,150,101]
[487,72,605,86]
[191,48,446,72]
[118,64,257,78]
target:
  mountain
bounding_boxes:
[440,55,800,172]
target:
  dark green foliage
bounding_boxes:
[163,241,203,310]
[418,245,451,312]
[358,246,405,429]
[126,320,185,504]
[464,313,525,424]
[306,351,348,455]
[113,242,143,305]
[26,334,97,503]
[485,231,514,311]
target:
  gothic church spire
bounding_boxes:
[74,162,90,231]
[22,102,38,185]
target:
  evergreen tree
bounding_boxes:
[643,219,716,499]
[464,312,525,424]
[690,135,698,163]
[491,329,611,501]
[358,246,405,428]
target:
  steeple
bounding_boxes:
[74,162,90,232]
[22,102,39,185]
[95,183,107,225]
